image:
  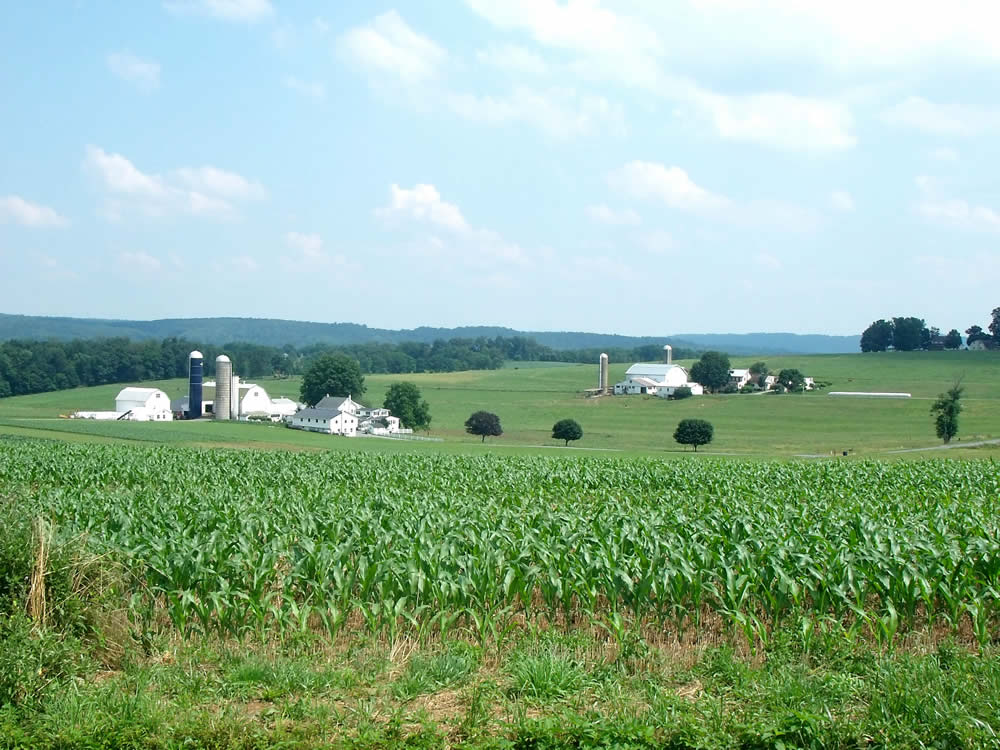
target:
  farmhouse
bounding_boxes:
[729,369,752,389]
[289,395,409,437]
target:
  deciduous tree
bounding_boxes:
[944,329,962,349]
[776,368,806,392]
[383,382,431,431]
[465,411,502,442]
[300,354,365,406]
[551,418,583,446]
[930,383,963,444]
[690,351,731,393]
[673,418,714,451]
[860,320,893,352]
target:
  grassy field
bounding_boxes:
[1,351,998,458]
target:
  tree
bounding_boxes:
[300,353,365,406]
[749,361,769,387]
[674,418,714,451]
[944,329,963,349]
[465,411,502,442]
[860,319,893,352]
[891,317,926,351]
[930,383,963,443]
[551,418,583,446]
[776,368,806,392]
[966,325,989,345]
[990,307,1000,343]
[383,382,431,431]
[689,351,731,393]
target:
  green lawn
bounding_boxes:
[1,351,997,457]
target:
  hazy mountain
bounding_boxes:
[0,314,859,354]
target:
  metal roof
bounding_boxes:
[624,364,682,377]
[294,406,356,421]
[116,387,166,400]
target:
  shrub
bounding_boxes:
[672,386,693,400]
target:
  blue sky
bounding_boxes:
[1,0,998,336]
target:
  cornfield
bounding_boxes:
[4,440,1000,646]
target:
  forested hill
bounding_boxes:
[0,314,858,354]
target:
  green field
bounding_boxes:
[1,351,998,458]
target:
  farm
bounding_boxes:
[4,436,1000,747]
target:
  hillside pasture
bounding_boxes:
[0,351,997,457]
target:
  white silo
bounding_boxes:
[230,375,240,420]
[599,353,609,393]
[664,345,673,365]
[215,355,232,421]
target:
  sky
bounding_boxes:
[1,0,998,337]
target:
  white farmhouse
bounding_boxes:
[614,364,704,397]
[114,387,173,421]
[729,369,752,389]
[289,395,362,436]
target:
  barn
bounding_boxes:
[114,387,173,421]
[614,364,704,396]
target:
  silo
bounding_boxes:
[230,375,240,420]
[187,351,203,419]
[599,353,609,393]
[664,345,673,365]
[215,355,232,421]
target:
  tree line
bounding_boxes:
[860,307,1000,352]
[0,334,698,400]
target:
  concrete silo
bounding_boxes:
[215,355,232,421]
[664,345,673,365]
[599,353,609,394]
[187,351,203,419]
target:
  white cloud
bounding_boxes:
[0,195,69,227]
[83,145,264,220]
[915,175,1000,232]
[286,231,324,258]
[171,166,266,200]
[376,184,469,231]
[608,161,729,214]
[588,204,641,226]
[754,252,782,270]
[687,88,856,152]
[476,44,550,75]
[930,147,960,162]
[640,229,674,254]
[164,0,273,22]
[118,251,162,272]
[283,76,326,100]
[107,52,160,91]
[339,11,446,83]
[447,87,623,138]
[831,190,855,212]
[883,97,1000,136]
[608,160,818,231]
[377,183,531,268]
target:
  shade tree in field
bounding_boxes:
[551,418,583,446]
[690,351,731,392]
[465,411,502,442]
[930,383,963,444]
[673,418,714,451]
[944,329,963,349]
[382,382,431,431]
[776,368,806,392]
[300,353,365,405]
[860,319,894,352]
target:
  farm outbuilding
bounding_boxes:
[114,387,173,421]
[614,364,704,397]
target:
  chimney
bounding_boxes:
[664,345,673,365]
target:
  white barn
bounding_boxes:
[114,387,173,421]
[614,364,704,397]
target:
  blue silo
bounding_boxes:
[187,351,203,419]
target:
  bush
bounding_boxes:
[672,386,693,400]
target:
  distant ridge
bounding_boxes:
[0,314,859,354]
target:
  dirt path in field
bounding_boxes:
[885,438,1000,454]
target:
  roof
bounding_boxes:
[271,398,298,406]
[116,387,165,401]
[730,369,750,377]
[625,363,682,376]
[295,407,356,421]
[631,377,661,388]
[315,395,353,410]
